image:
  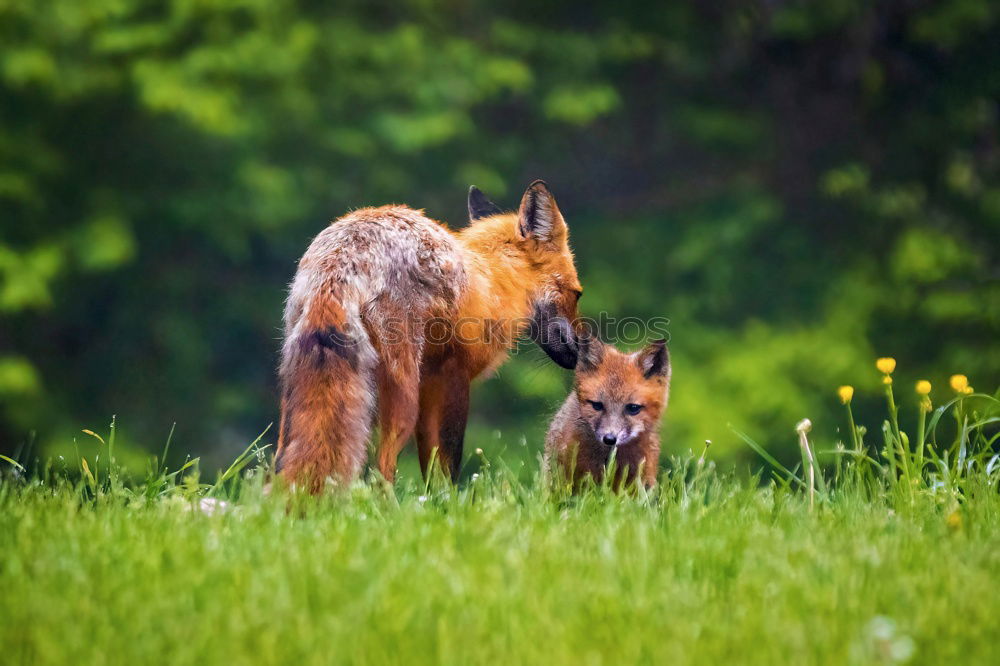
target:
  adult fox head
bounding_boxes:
[465,180,582,368]
[573,336,670,447]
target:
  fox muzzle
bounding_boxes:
[530,303,578,370]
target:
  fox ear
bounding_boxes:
[636,339,670,379]
[468,186,502,220]
[517,180,565,242]
[576,333,605,372]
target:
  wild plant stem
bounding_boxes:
[916,406,927,480]
[885,383,913,503]
[796,421,816,511]
[846,403,860,452]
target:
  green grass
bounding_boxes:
[2,383,998,665]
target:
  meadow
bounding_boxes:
[2,365,998,666]
[3,5,997,664]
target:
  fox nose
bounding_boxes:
[602,434,617,446]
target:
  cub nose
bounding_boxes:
[602,434,617,446]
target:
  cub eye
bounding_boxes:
[625,403,643,415]
[588,400,604,412]
[572,289,583,303]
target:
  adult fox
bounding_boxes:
[275,181,582,490]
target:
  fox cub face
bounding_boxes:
[574,336,670,447]
[467,181,581,368]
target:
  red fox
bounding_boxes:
[275,181,581,490]
[545,336,670,490]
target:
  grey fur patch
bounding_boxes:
[285,206,467,333]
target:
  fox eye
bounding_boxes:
[588,400,604,412]
[572,289,583,303]
[625,403,643,415]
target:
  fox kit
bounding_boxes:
[546,336,670,490]
[275,181,582,491]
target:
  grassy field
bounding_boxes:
[2,372,998,665]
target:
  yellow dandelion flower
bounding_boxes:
[876,357,896,374]
[963,386,974,395]
[837,385,854,404]
[949,374,968,393]
[882,375,893,385]
[915,380,931,395]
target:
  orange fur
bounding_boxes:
[545,338,670,491]
[275,181,581,490]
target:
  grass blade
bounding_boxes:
[730,425,805,489]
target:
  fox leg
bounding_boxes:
[373,346,421,484]
[416,357,470,481]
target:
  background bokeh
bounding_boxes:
[1,0,997,477]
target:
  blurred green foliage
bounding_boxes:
[1,0,997,471]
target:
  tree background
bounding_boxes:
[1,0,997,476]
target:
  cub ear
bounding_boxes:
[576,333,605,372]
[517,180,566,242]
[636,339,670,379]
[468,186,503,220]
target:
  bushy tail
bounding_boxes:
[274,297,376,492]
